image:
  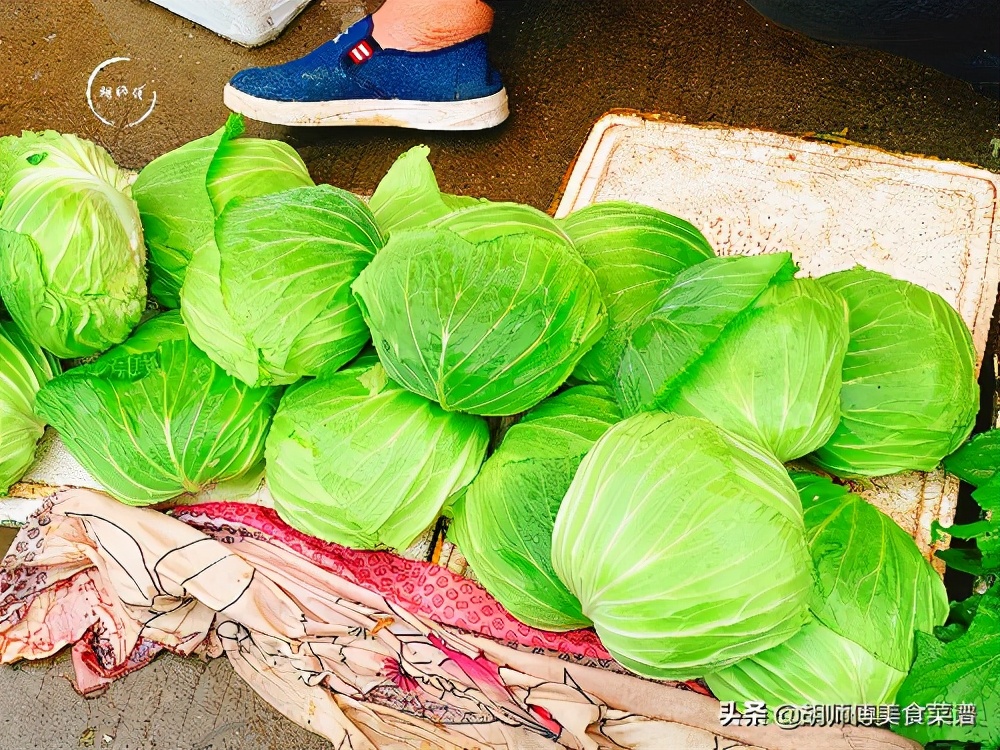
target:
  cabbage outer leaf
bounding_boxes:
[451,385,620,630]
[617,253,795,416]
[205,136,312,214]
[368,145,488,235]
[561,201,716,384]
[132,115,244,307]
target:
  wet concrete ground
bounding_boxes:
[3,0,999,209]
[1,0,1000,747]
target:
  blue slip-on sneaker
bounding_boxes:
[223,15,509,130]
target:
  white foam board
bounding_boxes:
[555,112,1000,567]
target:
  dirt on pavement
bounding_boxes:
[2,0,998,211]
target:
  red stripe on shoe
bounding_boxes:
[348,40,373,63]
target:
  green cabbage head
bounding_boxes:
[35,311,282,506]
[560,201,716,384]
[706,618,910,708]
[0,320,59,493]
[265,358,489,551]
[451,385,621,630]
[811,267,978,476]
[190,185,383,388]
[618,253,849,462]
[0,131,146,358]
[133,114,314,308]
[706,473,948,706]
[352,225,607,416]
[551,412,812,679]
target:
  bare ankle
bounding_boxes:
[371,0,494,52]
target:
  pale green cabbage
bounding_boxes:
[618,253,849,462]
[799,473,949,667]
[192,185,383,387]
[451,385,621,630]
[705,473,948,706]
[0,131,146,358]
[706,618,910,708]
[551,412,812,679]
[35,311,281,506]
[560,201,716,384]
[0,320,59,493]
[352,225,607,416]
[812,267,978,476]
[133,114,314,308]
[265,359,489,551]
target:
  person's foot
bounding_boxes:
[224,16,508,130]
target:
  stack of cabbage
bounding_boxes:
[0,121,979,715]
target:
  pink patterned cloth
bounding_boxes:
[0,491,918,750]
[176,502,619,664]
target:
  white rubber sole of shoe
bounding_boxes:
[223,84,510,130]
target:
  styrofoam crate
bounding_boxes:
[555,111,1000,569]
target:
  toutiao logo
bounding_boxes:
[86,57,157,128]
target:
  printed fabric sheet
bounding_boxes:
[0,490,917,750]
